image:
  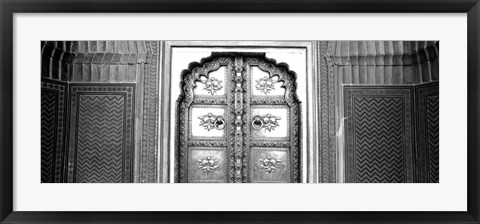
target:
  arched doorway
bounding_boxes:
[175,52,301,183]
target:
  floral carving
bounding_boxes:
[259,155,281,174]
[197,156,219,173]
[251,114,281,132]
[202,77,223,95]
[198,113,225,131]
[255,76,276,94]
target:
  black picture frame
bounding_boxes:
[1,0,479,223]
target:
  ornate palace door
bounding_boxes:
[176,53,301,183]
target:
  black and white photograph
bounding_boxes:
[40,40,439,183]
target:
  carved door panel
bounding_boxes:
[177,57,233,183]
[243,57,301,183]
[176,53,301,183]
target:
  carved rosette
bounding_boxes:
[255,76,277,94]
[259,155,282,174]
[197,156,219,173]
[202,77,223,95]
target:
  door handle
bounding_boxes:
[251,114,281,132]
[252,116,264,130]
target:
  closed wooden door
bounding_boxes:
[176,53,301,183]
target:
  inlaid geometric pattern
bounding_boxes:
[41,80,66,183]
[67,84,135,183]
[426,95,439,183]
[76,95,125,183]
[345,86,414,183]
[415,82,439,183]
[354,97,404,183]
[41,91,58,183]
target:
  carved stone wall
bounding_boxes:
[325,41,439,85]
[415,82,439,183]
[41,41,161,183]
[41,42,75,81]
[317,41,337,183]
[320,41,439,183]
[41,41,148,82]
[140,41,160,183]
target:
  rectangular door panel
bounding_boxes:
[190,105,226,139]
[250,147,290,183]
[250,105,290,140]
[188,147,228,183]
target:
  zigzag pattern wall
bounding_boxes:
[76,95,125,183]
[67,84,135,183]
[41,91,58,183]
[414,82,439,183]
[427,96,439,183]
[354,97,405,183]
[41,80,66,183]
[345,86,414,183]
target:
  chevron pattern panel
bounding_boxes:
[41,80,66,183]
[415,82,439,183]
[354,97,404,182]
[41,91,57,182]
[426,96,439,182]
[344,86,414,183]
[67,84,135,183]
[76,95,125,183]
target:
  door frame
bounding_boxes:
[159,41,319,183]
